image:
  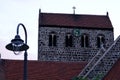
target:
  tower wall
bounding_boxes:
[38,27,114,61]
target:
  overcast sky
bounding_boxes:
[0,0,120,60]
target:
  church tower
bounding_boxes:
[38,11,114,62]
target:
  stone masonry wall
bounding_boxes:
[38,27,114,61]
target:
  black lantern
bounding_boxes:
[6,23,29,80]
[6,34,29,55]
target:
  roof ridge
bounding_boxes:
[40,12,107,17]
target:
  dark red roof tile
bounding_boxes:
[1,59,120,80]
[39,13,113,29]
[103,59,120,80]
[0,60,5,80]
[4,59,87,80]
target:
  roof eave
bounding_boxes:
[40,24,113,30]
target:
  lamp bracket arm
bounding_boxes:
[17,23,28,44]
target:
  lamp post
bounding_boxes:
[6,23,29,80]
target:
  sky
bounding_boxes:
[0,0,120,60]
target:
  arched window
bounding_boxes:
[49,32,56,46]
[81,34,89,47]
[65,33,73,47]
[97,35,105,48]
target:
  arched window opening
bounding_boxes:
[81,34,89,48]
[65,33,73,47]
[97,35,105,48]
[49,32,56,46]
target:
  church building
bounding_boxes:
[38,11,114,62]
[38,10,120,80]
[0,10,120,80]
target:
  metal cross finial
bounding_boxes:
[73,6,76,14]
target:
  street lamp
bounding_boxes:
[6,23,29,80]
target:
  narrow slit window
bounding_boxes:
[81,34,89,47]
[49,32,56,46]
[65,34,73,47]
[97,35,105,48]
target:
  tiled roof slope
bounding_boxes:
[103,59,120,80]
[2,59,120,80]
[39,12,113,29]
[0,60,5,80]
[4,59,87,80]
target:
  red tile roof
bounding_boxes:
[1,59,120,80]
[39,12,113,29]
[4,59,87,80]
[0,60,5,80]
[103,59,120,80]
